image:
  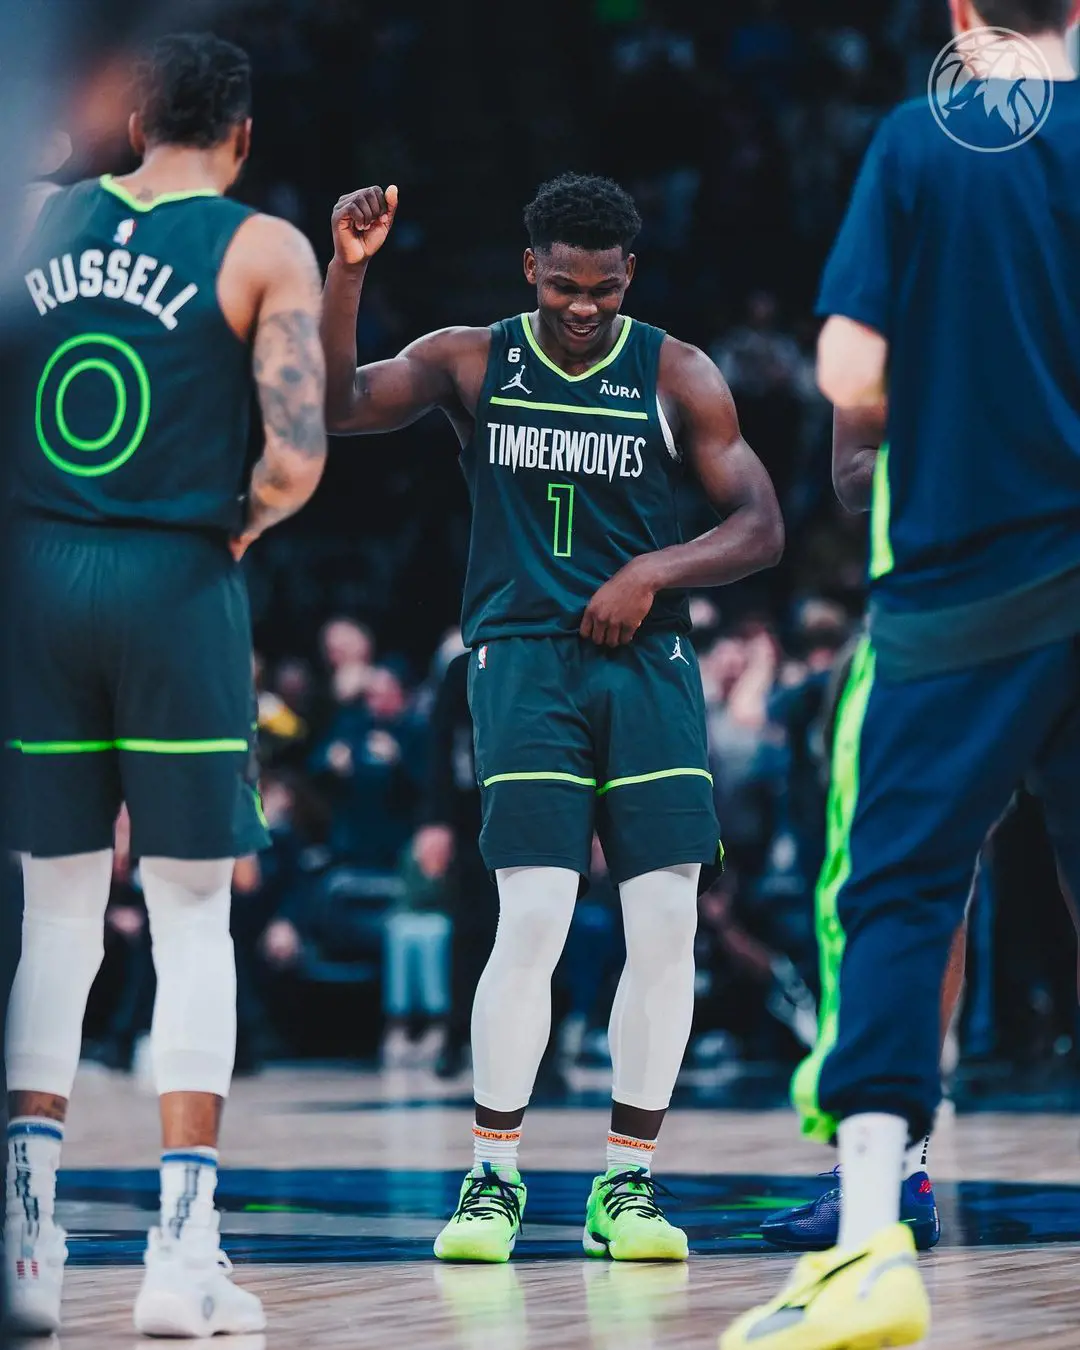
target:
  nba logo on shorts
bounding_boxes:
[478,645,488,670]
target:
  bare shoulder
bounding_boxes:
[228,213,320,288]
[402,324,490,364]
[658,334,733,404]
[400,325,491,401]
[220,214,320,342]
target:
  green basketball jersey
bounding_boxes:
[17,175,256,535]
[460,313,690,645]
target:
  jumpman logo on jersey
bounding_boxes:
[501,366,532,395]
[670,637,690,665]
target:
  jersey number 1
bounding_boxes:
[547,482,575,558]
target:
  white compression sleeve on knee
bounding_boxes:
[610,864,700,1112]
[471,866,579,1113]
[7,851,114,1097]
[141,857,236,1098]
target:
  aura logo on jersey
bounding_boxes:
[35,332,151,477]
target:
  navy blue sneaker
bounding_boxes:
[759,1167,941,1252]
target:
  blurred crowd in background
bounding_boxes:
[54,0,1077,1089]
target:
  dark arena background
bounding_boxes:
[4,2,1080,1348]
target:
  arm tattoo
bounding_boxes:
[252,309,326,460]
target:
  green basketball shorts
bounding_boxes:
[6,520,268,859]
[467,632,722,886]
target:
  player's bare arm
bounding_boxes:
[833,404,886,513]
[229,215,328,557]
[321,185,488,440]
[580,339,784,647]
[817,314,888,409]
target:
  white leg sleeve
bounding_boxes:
[471,866,579,1112]
[6,851,114,1097]
[141,857,236,1098]
[610,864,700,1111]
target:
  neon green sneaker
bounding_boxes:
[583,1167,688,1261]
[434,1164,526,1263]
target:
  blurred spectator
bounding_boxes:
[556,837,623,1067]
[693,869,817,1062]
[255,651,308,767]
[411,650,498,1079]
[764,601,851,893]
[702,628,777,880]
[381,850,452,1066]
[312,665,425,868]
[320,616,376,707]
[712,292,812,508]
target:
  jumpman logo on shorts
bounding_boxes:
[670,637,690,665]
[500,366,532,394]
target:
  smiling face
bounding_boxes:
[525,242,636,364]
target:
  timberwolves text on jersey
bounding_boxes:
[459,313,690,645]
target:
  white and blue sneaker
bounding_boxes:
[133,1216,266,1338]
[4,1215,68,1334]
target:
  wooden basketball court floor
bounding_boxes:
[33,1060,1080,1348]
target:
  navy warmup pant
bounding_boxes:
[793,635,1080,1142]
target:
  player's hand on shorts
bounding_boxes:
[580,557,658,647]
[331,185,399,267]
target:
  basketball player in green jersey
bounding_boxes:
[321,173,784,1261]
[6,33,326,1335]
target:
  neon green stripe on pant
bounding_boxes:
[790,636,877,1143]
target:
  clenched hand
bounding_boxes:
[580,557,659,647]
[331,185,399,268]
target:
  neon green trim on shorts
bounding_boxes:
[482,771,597,788]
[7,737,247,755]
[597,767,713,795]
[790,636,876,1144]
[7,739,115,754]
[116,738,248,754]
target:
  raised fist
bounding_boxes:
[331,185,398,267]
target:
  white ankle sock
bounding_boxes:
[904,1133,931,1178]
[472,1123,522,1173]
[837,1113,908,1251]
[160,1147,218,1238]
[606,1132,656,1174]
[6,1117,64,1226]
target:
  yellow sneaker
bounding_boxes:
[582,1167,689,1261]
[434,1164,526,1263]
[720,1222,929,1350]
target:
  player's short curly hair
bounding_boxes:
[975,0,1072,32]
[524,173,642,256]
[135,33,251,150]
